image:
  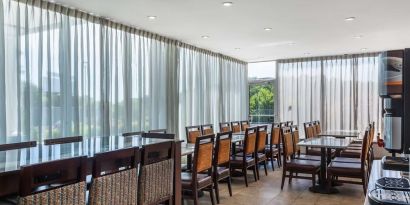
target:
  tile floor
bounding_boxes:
[183,165,365,205]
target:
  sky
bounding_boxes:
[248,61,276,79]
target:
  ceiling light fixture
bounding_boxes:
[222,2,233,7]
[235,48,240,50]
[361,48,367,51]
[288,42,296,46]
[147,16,157,20]
[345,17,356,21]
[264,28,272,31]
[304,52,311,55]
[353,35,363,39]
[201,35,210,39]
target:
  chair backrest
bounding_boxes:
[19,156,87,198]
[314,121,321,134]
[290,125,300,154]
[231,121,241,133]
[90,148,140,205]
[240,121,249,131]
[243,127,257,155]
[44,136,83,145]
[214,131,232,166]
[311,124,317,137]
[123,131,144,137]
[281,126,294,158]
[148,129,167,134]
[143,133,175,139]
[286,121,293,126]
[256,125,268,152]
[304,123,314,139]
[219,122,231,132]
[360,130,370,169]
[92,147,140,177]
[279,122,287,128]
[201,124,214,135]
[0,141,36,151]
[186,125,202,144]
[139,141,175,205]
[270,123,281,145]
[193,135,214,175]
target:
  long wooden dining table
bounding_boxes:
[0,135,184,204]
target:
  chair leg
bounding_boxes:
[278,153,282,167]
[215,180,220,204]
[270,156,275,171]
[327,172,332,193]
[243,167,249,187]
[312,173,316,188]
[288,171,293,184]
[281,169,286,190]
[256,162,260,180]
[227,177,233,197]
[252,165,258,182]
[193,187,199,205]
[263,160,268,176]
[209,187,216,205]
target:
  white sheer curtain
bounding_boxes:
[220,58,248,122]
[177,47,248,138]
[0,0,179,142]
[178,47,221,136]
[277,54,381,136]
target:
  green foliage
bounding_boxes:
[249,84,274,115]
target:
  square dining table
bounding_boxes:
[297,136,353,194]
[317,130,360,138]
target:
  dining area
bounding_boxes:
[0,119,372,205]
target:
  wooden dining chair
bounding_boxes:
[43,136,83,145]
[230,121,241,133]
[313,121,321,134]
[182,135,216,205]
[213,131,233,204]
[255,125,268,179]
[303,123,321,156]
[143,133,175,139]
[266,123,281,171]
[148,129,167,134]
[240,121,249,131]
[280,126,320,190]
[123,131,145,137]
[201,124,214,135]
[327,130,369,195]
[139,141,175,205]
[0,141,36,151]
[90,147,140,205]
[219,122,231,132]
[230,127,258,187]
[290,125,321,161]
[19,156,87,204]
[186,125,202,144]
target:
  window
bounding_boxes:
[248,61,276,124]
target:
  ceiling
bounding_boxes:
[53,0,410,62]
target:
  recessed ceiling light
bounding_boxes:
[201,35,210,39]
[304,52,311,55]
[345,17,356,21]
[353,35,363,39]
[361,48,367,51]
[147,16,157,20]
[264,28,272,31]
[222,2,233,7]
[288,42,296,46]
[235,48,240,50]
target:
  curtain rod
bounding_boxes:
[14,0,247,65]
